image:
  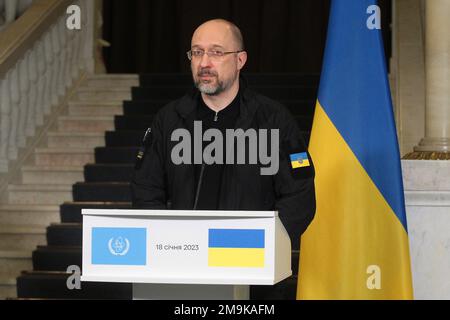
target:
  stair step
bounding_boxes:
[138,73,191,86]
[87,74,138,79]
[78,86,134,91]
[72,182,131,202]
[0,251,32,286]
[57,116,115,133]
[17,271,132,299]
[74,88,132,102]
[34,148,94,166]
[105,130,146,147]
[114,115,154,130]
[68,101,123,116]
[47,224,82,247]
[139,73,320,86]
[84,164,134,182]
[0,204,60,226]
[123,100,169,115]
[132,86,191,101]
[132,86,318,101]
[60,202,132,223]
[6,184,73,205]
[0,283,17,300]
[32,246,81,271]
[85,74,139,87]
[1,278,19,286]
[21,166,84,185]
[95,147,139,164]
[68,101,124,108]
[123,99,316,116]
[47,132,105,149]
[0,225,46,251]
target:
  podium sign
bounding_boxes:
[81,210,292,299]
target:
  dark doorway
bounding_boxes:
[102,0,391,74]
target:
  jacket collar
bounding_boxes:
[175,75,259,129]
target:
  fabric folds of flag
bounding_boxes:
[297,0,413,299]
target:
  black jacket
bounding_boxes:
[131,82,316,242]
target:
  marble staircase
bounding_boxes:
[0,74,138,299]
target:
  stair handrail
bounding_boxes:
[0,0,94,191]
[0,0,70,74]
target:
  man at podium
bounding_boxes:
[131,19,316,243]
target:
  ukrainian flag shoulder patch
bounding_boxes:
[290,152,310,169]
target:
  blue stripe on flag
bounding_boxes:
[209,229,265,248]
[290,152,308,163]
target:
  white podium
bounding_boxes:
[81,210,292,300]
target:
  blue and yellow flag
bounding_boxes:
[290,152,311,169]
[208,229,265,268]
[298,0,413,299]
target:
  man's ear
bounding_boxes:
[237,51,248,71]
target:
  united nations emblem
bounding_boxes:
[108,237,130,256]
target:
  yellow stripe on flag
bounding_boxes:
[291,159,311,169]
[298,102,413,300]
[208,248,265,268]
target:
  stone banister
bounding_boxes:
[0,0,94,174]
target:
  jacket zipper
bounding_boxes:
[194,111,219,209]
[193,164,205,210]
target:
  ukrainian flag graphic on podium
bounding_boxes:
[208,229,265,268]
[298,0,414,299]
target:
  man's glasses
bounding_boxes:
[187,49,244,61]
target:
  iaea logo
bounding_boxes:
[108,237,130,256]
[92,228,146,266]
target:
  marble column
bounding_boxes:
[392,0,426,156]
[412,0,450,158]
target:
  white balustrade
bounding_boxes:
[0,0,94,173]
[0,72,11,170]
[8,67,20,160]
[0,0,34,27]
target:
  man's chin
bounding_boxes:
[200,88,220,96]
[197,84,221,96]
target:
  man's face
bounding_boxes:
[190,22,246,96]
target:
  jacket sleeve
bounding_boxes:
[273,108,316,243]
[130,112,167,209]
